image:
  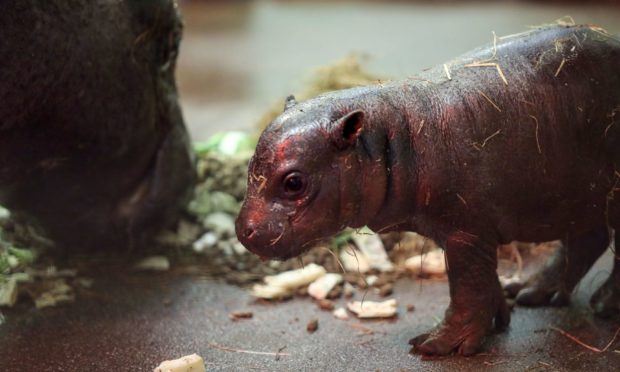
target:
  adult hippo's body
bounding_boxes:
[236,25,620,356]
[0,0,195,249]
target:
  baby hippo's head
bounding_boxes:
[236,94,367,260]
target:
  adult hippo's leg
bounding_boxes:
[115,115,195,249]
[505,226,610,307]
[590,233,620,318]
[410,231,510,356]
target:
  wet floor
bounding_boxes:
[0,251,618,371]
[176,0,620,140]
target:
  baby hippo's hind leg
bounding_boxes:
[590,233,620,318]
[505,226,609,307]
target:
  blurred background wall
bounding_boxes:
[175,0,620,140]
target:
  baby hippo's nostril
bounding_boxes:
[236,214,259,243]
[244,227,256,239]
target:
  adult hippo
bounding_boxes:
[0,0,195,249]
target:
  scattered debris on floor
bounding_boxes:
[251,263,326,299]
[154,353,206,372]
[347,299,398,319]
[229,311,253,321]
[0,276,17,307]
[317,299,335,311]
[404,249,446,277]
[306,318,319,333]
[550,326,620,353]
[134,256,171,272]
[308,273,343,300]
[22,267,89,309]
[333,307,349,320]
[351,229,394,272]
[208,342,290,357]
[0,205,84,311]
[31,278,74,309]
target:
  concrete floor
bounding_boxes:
[0,251,619,371]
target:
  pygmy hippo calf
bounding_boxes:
[236,24,620,356]
[0,0,195,249]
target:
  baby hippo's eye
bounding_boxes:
[282,172,307,198]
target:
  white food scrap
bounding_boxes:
[251,283,292,300]
[0,276,18,307]
[366,275,378,286]
[343,282,355,298]
[154,354,206,372]
[405,249,446,276]
[134,256,170,272]
[339,245,370,273]
[333,307,349,320]
[308,273,343,300]
[264,263,326,288]
[347,299,398,318]
[351,230,394,272]
[33,278,75,309]
[251,263,326,299]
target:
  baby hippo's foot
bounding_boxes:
[410,288,510,356]
[505,228,610,307]
[503,258,572,307]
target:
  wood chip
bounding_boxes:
[306,318,319,333]
[378,283,393,297]
[229,311,253,321]
[317,299,335,311]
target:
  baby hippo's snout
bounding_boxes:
[235,210,272,259]
[236,214,257,249]
[235,206,299,260]
[236,217,258,245]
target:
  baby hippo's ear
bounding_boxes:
[284,95,298,111]
[329,110,365,150]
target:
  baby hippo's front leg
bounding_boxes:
[410,231,511,356]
